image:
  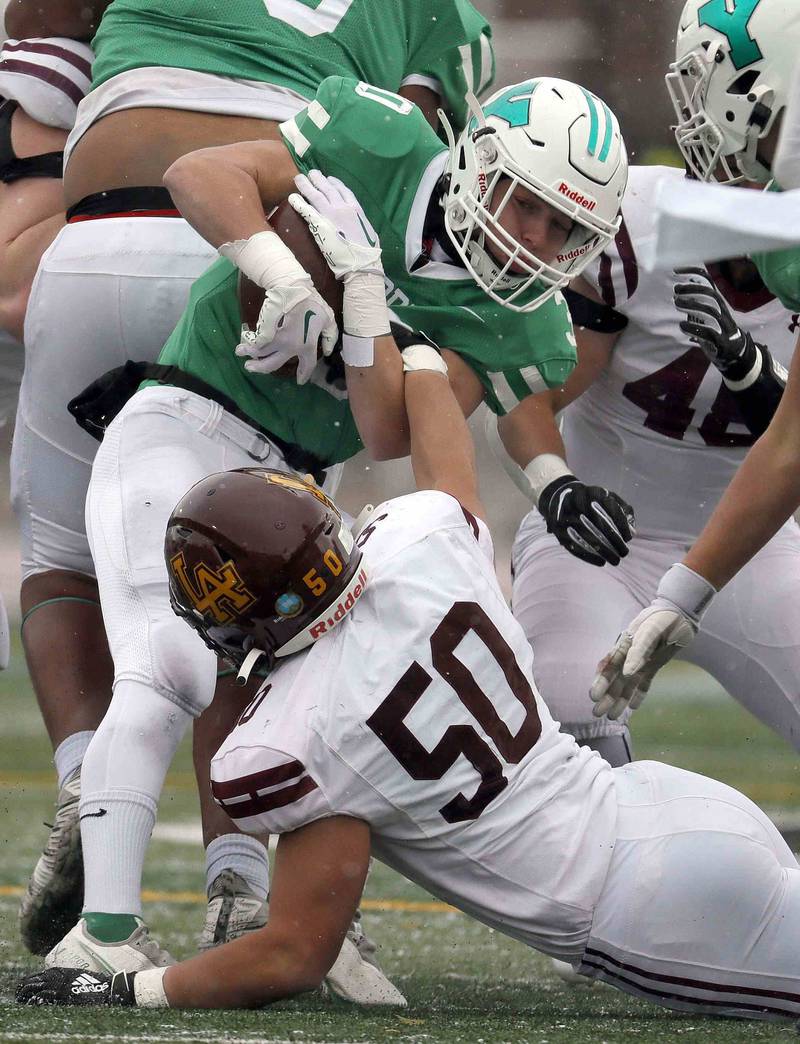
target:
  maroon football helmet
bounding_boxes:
[164,468,367,675]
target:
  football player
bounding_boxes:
[10,0,495,976]
[40,76,627,985]
[665,0,800,309]
[18,192,800,1021]
[509,162,799,775]
[0,30,94,947]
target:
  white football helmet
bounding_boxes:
[667,0,800,184]
[441,77,627,313]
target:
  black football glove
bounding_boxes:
[17,967,137,1006]
[673,267,762,381]
[538,475,635,567]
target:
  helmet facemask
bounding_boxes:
[441,82,625,313]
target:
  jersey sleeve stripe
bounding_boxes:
[279,116,311,159]
[457,43,475,95]
[215,775,319,820]
[211,758,306,798]
[615,220,638,300]
[477,33,495,95]
[0,59,85,107]
[2,39,92,79]
[597,251,616,307]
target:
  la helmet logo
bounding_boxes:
[169,551,256,625]
[697,0,763,71]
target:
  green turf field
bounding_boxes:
[2,636,799,1043]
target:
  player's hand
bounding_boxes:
[590,561,715,718]
[235,281,338,385]
[17,967,136,1006]
[538,475,635,567]
[673,267,759,379]
[589,608,696,719]
[289,171,383,281]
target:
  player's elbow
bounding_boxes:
[361,426,410,462]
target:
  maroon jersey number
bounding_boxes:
[366,601,542,823]
[622,345,755,447]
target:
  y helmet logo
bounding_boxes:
[169,552,256,624]
[698,0,764,70]
[483,80,540,129]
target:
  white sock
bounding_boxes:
[79,680,192,915]
[54,729,94,789]
[205,834,269,902]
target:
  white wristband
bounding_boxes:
[342,272,391,339]
[522,454,572,505]
[723,346,762,391]
[133,967,169,1008]
[401,344,448,375]
[342,334,375,367]
[655,562,716,624]
[219,230,310,291]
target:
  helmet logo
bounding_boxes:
[477,171,489,197]
[698,0,763,70]
[558,182,597,211]
[484,80,539,129]
[169,552,256,625]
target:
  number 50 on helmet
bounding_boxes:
[164,468,366,682]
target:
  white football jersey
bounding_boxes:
[212,490,616,960]
[566,164,799,542]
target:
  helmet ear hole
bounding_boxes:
[728,70,760,96]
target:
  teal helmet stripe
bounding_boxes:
[581,87,601,155]
[598,99,615,163]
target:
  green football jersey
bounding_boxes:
[91,0,493,131]
[154,258,363,467]
[749,182,800,312]
[281,76,577,414]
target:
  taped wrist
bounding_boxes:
[716,332,760,382]
[401,344,448,374]
[523,455,573,506]
[219,230,310,290]
[655,563,716,625]
[341,334,375,367]
[132,967,169,1008]
[342,272,390,339]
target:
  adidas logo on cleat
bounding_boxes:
[71,973,109,995]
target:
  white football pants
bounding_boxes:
[11,217,216,578]
[86,384,341,716]
[580,760,800,1021]
[511,512,800,748]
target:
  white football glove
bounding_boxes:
[289,170,383,281]
[589,563,716,720]
[235,284,338,384]
[289,171,390,360]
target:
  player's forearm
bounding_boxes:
[406,369,480,510]
[4,0,109,38]
[346,335,409,460]
[684,344,800,589]
[162,927,326,1009]
[165,143,297,249]
[497,393,565,470]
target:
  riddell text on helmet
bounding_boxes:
[309,568,368,639]
[557,182,596,211]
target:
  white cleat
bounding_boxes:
[199,870,268,950]
[19,773,83,956]
[551,957,595,986]
[45,917,175,974]
[325,921,406,1007]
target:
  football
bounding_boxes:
[237,198,344,332]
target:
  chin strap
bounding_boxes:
[236,647,266,686]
